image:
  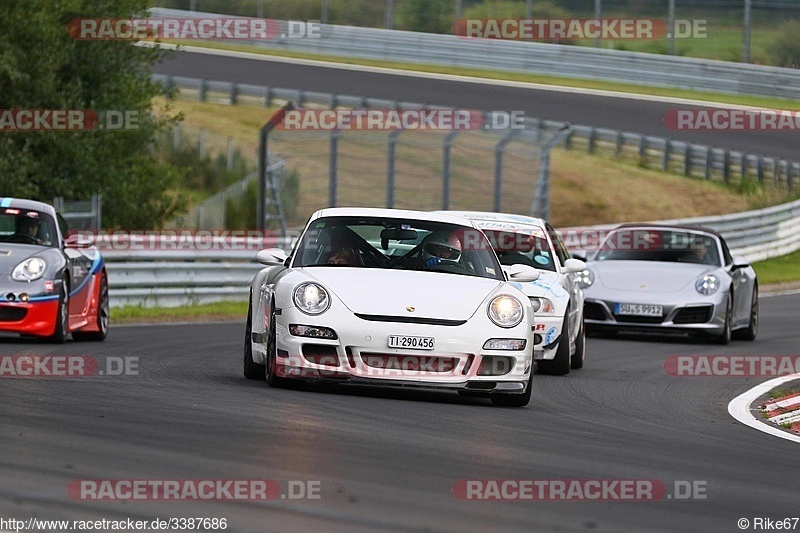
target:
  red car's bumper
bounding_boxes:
[0,298,59,337]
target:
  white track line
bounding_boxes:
[145,42,782,111]
[728,374,800,444]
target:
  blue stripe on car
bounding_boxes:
[0,198,12,207]
[69,256,104,297]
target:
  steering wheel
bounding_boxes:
[7,233,40,245]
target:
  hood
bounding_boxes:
[303,268,502,320]
[590,261,716,293]
[0,243,48,275]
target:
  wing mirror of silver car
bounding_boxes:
[730,256,750,271]
[502,264,540,283]
[256,248,289,266]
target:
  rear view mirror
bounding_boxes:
[563,258,587,274]
[380,228,418,249]
[731,256,750,271]
[256,248,288,266]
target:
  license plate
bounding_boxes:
[388,335,435,350]
[614,303,663,317]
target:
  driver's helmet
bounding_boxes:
[422,231,462,263]
[17,216,40,237]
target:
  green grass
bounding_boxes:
[769,387,800,400]
[112,300,247,324]
[163,40,800,111]
[752,248,800,285]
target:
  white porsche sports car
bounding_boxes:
[243,208,541,407]
[443,211,587,375]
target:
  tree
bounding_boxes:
[0,0,185,228]
[397,0,453,34]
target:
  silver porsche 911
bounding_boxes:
[577,224,758,344]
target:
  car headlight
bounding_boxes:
[529,297,555,314]
[12,257,46,281]
[293,282,331,315]
[576,269,594,289]
[488,295,524,328]
[695,274,720,296]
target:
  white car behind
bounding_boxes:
[443,211,587,375]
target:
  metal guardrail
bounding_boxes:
[106,199,800,308]
[154,74,798,191]
[152,7,800,100]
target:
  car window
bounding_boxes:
[595,229,721,266]
[479,226,557,272]
[0,208,58,247]
[292,216,505,281]
[546,224,569,266]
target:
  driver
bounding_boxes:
[17,216,41,242]
[422,231,462,268]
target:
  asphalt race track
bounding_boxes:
[1,292,798,532]
[153,49,800,161]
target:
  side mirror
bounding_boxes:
[256,248,289,266]
[502,264,540,283]
[563,258,587,274]
[64,234,93,249]
[730,256,750,271]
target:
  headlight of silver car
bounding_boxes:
[12,257,46,282]
[695,274,720,296]
[529,297,555,314]
[488,295,524,328]
[576,269,594,289]
[293,282,331,315]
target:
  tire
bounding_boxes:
[713,294,732,345]
[538,313,571,375]
[72,272,109,342]
[265,305,291,388]
[491,374,533,407]
[46,278,69,344]
[733,284,758,341]
[242,301,266,380]
[571,316,585,370]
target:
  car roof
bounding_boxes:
[438,210,548,229]
[0,197,56,216]
[312,207,480,228]
[613,223,723,240]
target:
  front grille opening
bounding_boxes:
[345,347,356,368]
[614,315,664,324]
[477,356,514,376]
[461,354,475,375]
[0,306,27,322]
[354,313,466,327]
[584,302,608,321]
[533,334,543,345]
[673,305,714,324]
[466,381,497,390]
[360,353,458,373]
[302,344,340,366]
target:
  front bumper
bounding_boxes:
[583,297,725,335]
[0,298,58,337]
[532,315,564,361]
[263,306,533,393]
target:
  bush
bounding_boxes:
[224,169,300,230]
[767,20,800,67]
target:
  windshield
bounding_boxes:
[479,226,557,272]
[292,216,505,281]
[595,229,721,266]
[0,208,58,247]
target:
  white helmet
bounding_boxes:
[422,231,462,263]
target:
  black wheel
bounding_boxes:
[243,300,266,380]
[538,312,571,375]
[72,272,109,342]
[713,294,732,345]
[46,278,69,344]
[571,316,585,370]
[265,305,291,388]
[491,374,533,407]
[733,284,758,341]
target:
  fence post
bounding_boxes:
[329,129,340,208]
[789,163,795,191]
[723,150,731,184]
[198,79,207,102]
[387,129,403,208]
[638,136,647,165]
[588,126,597,154]
[173,123,180,151]
[662,139,671,171]
[531,125,573,220]
[684,143,692,176]
[615,130,624,158]
[704,147,712,180]
[741,153,748,181]
[757,157,764,183]
[199,129,205,159]
[227,137,234,171]
[263,86,272,108]
[229,82,238,105]
[442,130,461,210]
